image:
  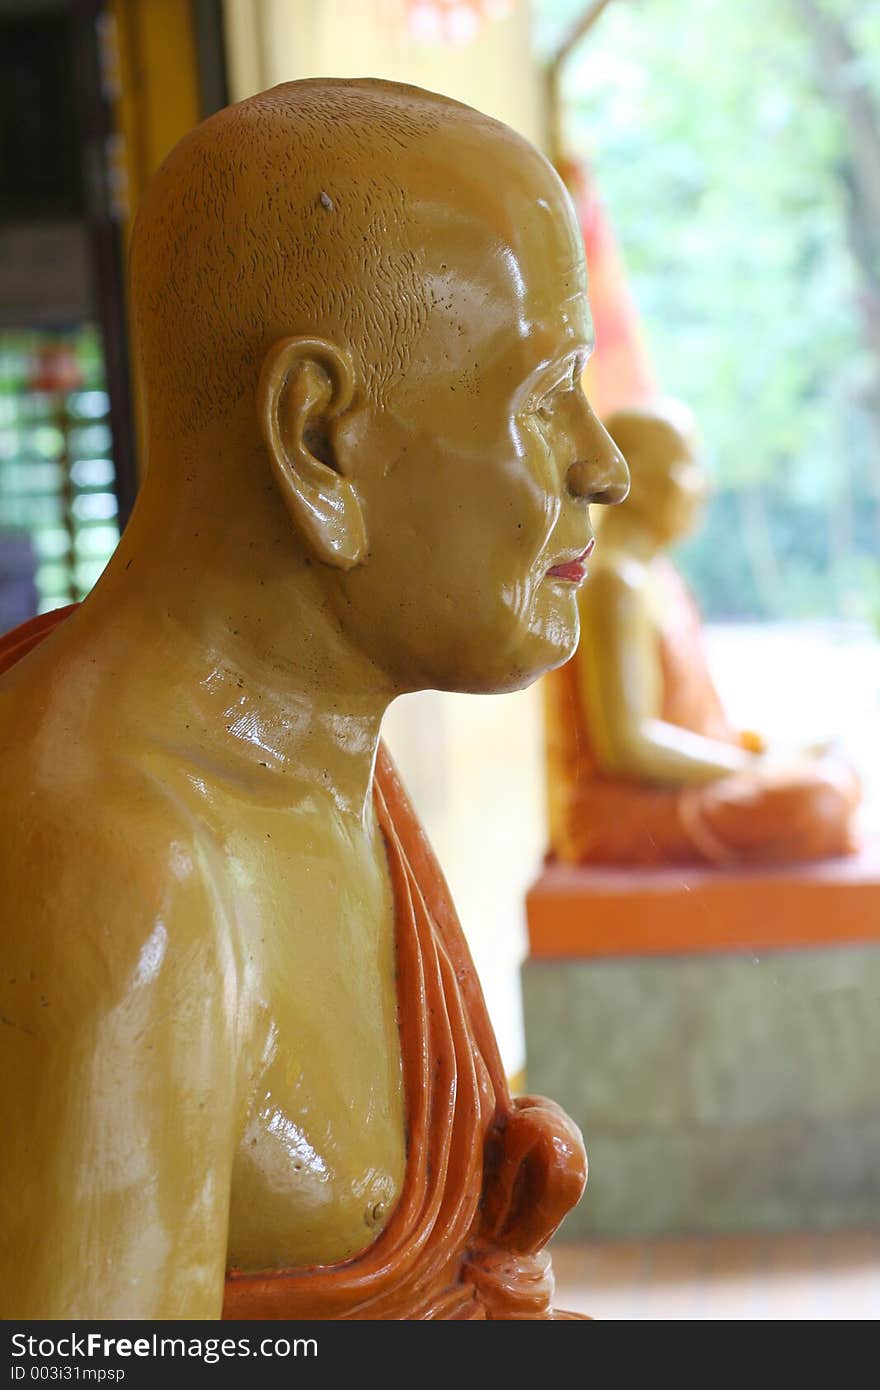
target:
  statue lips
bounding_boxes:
[546,538,595,584]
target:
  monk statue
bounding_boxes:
[545,400,860,867]
[0,79,630,1319]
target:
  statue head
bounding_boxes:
[129,79,628,694]
[603,400,707,547]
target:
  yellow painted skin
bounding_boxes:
[577,401,843,784]
[576,403,754,784]
[0,80,628,1318]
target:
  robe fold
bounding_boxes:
[0,606,588,1321]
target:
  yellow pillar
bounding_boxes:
[99,0,203,471]
[110,0,203,247]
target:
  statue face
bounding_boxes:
[328,141,627,695]
[644,449,708,545]
[667,456,708,540]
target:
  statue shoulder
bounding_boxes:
[0,755,221,1022]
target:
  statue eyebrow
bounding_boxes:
[537,348,590,388]
[510,342,591,400]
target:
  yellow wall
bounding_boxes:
[223,0,546,147]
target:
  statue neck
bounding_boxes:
[78,450,395,825]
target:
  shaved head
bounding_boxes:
[119,76,626,697]
[130,79,508,442]
[604,401,697,499]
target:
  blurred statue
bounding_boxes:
[0,79,629,1319]
[545,400,860,867]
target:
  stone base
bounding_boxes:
[523,850,880,1237]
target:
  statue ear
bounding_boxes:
[257,336,366,570]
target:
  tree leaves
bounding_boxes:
[536,0,880,619]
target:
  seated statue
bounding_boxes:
[545,401,860,867]
[0,79,630,1319]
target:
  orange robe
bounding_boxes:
[545,562,859,867]
[0,607,587,1321]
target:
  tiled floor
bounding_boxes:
[552,1230,880,1319]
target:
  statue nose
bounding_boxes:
[566,406,630,506]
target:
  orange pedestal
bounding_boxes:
[527,840,880,960]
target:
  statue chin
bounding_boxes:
[434,616,581,698]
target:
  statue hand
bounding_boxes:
[739,728,765,754]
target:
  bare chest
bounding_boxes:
[214,802,406,1271]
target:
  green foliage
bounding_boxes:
[536,0,880,620]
